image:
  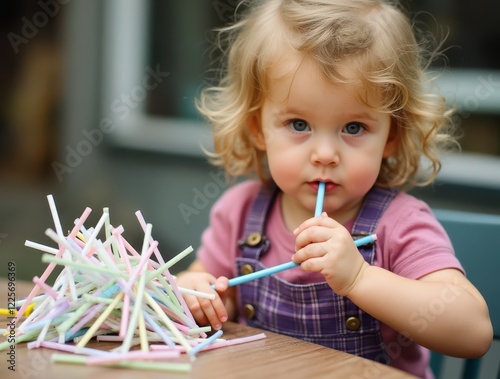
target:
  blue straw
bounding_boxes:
[188,329,223,357]
[222,234,376,288]
[314,181,326,217]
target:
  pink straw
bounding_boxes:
[14,248,64,325]
[68,207,92,239]
[32,276,59,300]
[15,206,93,325]
[150,333,267,353]
[28,340,110,357]
[86,350,180,365]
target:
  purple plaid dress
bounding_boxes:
[236,185,397,363]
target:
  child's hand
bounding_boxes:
[175,271,230,330]
[292,212,368,296]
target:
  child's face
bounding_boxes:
[251,55,397,226]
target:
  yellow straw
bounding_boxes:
[76,292,124,348]
[0,303,34,317]
[143,292,192,353]
[138,311,148,352]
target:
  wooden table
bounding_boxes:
[0,280,417,379]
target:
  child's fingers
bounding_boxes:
[214,276,229,293]
[183,294,210,326]
[293,212,335,236]
[297,256,326,273]
[176,273,229,330]
[210,277,230,328]
[197,296,226,330]
[293,241,327,264]
[186,289,227,330]
[295,225,335,251]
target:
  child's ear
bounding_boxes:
[248,112,266,151]
[383,119,399,158]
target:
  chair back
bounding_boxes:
[431,209,500,379]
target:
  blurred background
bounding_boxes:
[1,0,500,283]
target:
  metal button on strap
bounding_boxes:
[243,304,256,319]
[240,264,254,275]
[246,232,262,246]
[346,316,361,331]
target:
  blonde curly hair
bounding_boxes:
[196,0,457,189]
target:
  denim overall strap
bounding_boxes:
[236,185,398,363]
[352,186,399,245]
[341,186,398,362]
[237,184,279,261]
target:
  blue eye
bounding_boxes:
[289,119,310,132]
[343,122,364,135]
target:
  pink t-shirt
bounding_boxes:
[198,180,463,379]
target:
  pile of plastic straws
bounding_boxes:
[0,195,265,372]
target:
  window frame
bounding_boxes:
[101,0,212,156]
[100,0,500,186]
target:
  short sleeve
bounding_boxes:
[374,193,464,280]
[197,180,261,278]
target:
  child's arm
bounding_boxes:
[175,259,236,330]
[293,214,493,358]
[350,265,491,357]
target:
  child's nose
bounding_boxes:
[311,135,339,166]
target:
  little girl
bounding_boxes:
[176,0,493,377]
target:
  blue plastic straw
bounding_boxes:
[314,181,326,217]
[223,234,376,287]
[188,329,223,357]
